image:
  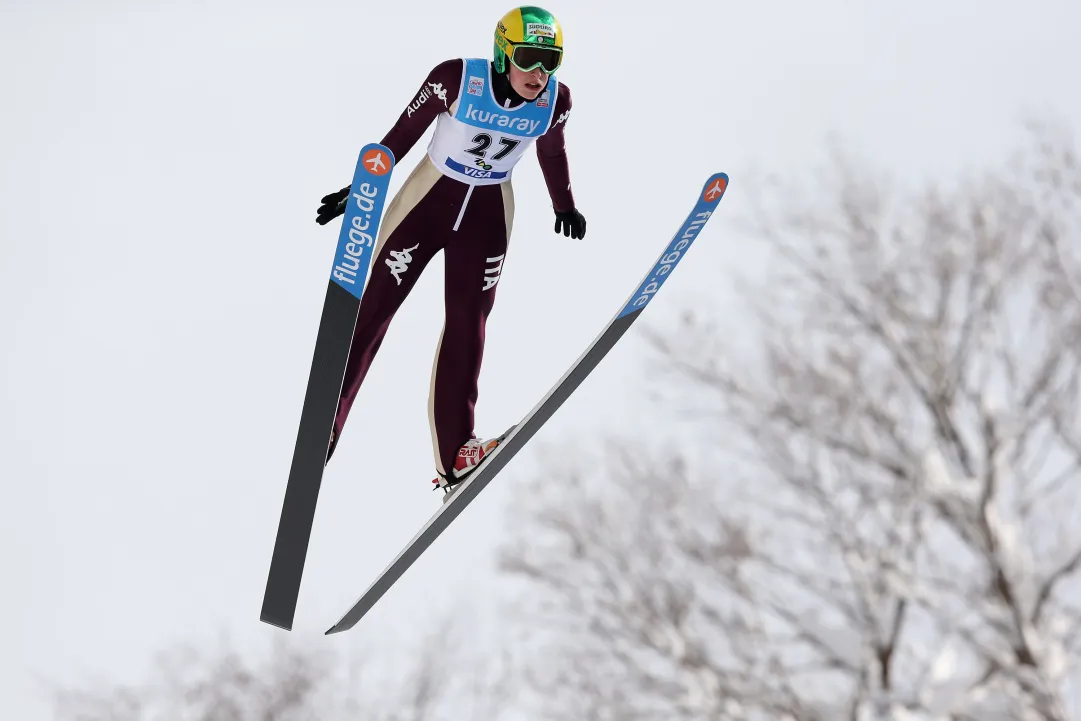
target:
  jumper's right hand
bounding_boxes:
[315,186,350,225]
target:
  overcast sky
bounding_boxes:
[3,0,1080,718]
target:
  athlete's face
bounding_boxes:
[507,64,548,100]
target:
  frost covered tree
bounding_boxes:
[48,624,512,721]
[499,123,1081,721]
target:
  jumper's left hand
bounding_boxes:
[554,208,586,239]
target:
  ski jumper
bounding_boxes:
[332,57,576,477]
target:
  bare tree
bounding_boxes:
[48,619,515,721]
[498,123,1081,721]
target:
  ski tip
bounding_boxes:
[699,172,729,205]
[357,142,396,174]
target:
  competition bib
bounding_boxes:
[426,57,557,185]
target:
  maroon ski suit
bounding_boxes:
[331,58,576,477]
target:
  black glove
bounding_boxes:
[554,208,586,239]
[315,186,350,225]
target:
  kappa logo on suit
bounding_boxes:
[386,243,420,285]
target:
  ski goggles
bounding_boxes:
[507,43,562,74]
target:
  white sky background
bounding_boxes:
[2,0,1080,718]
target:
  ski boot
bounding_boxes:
[432,430,511,504]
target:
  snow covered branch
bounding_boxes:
[499,124,1081,721]
[48,620,511,721]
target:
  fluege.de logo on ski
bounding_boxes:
[332,183,381,287]
[616,174,727,318]
[624,213,712,311]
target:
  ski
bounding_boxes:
[325,171,730,634]
[260,143,396,631]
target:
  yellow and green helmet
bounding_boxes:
[493,6,564,75]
